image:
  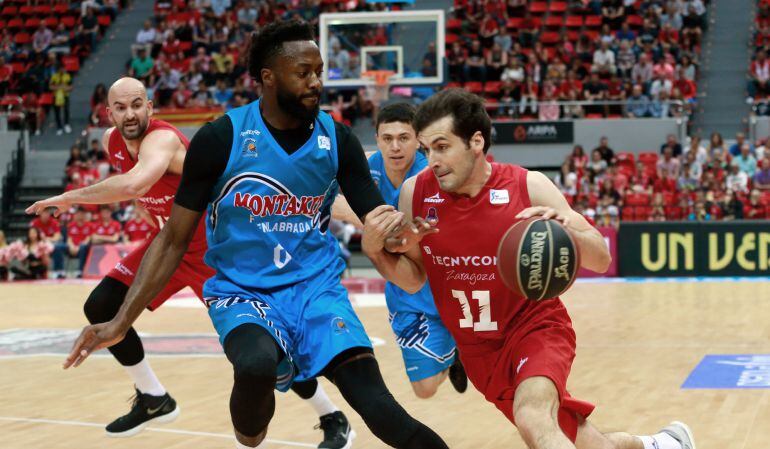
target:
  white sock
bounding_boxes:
[124,359,166,396]
[306,382,339,417]
[235,440,266,449]
[637,432,682,449]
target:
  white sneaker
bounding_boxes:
[661,421,696,449]
[56,129,63,136]
[64,125,72,134]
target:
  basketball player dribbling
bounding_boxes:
[28,78,354,447]
[333,102,468,399]
[362,88,696,449]
[62,21,449,449]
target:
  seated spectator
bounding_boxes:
[518,11,538,48]
[681,5,704,46]
[464,39,486,82]
[53,207,91,277]
[650,90,672,118]
[753,158,770,190]
[447,41,467,83]
[616,40,636,78]
[562,89,585,118]
[50,23,73,54]
[486,43,508,81]
[555,157,579,196]
[0,56,12,98]
[123,209,155,243]
[657,146,681,186]
[749,50,770,100]
[745,189,767,218]
[588,148,608,183]
[10,228,52,280]
[237,0,259,32]
[129,48,154,83]
[725,163,749,193]
[650,72,673,99]
[660,134,683,157]
[734,143,758,177]
[649,193,666,222]
[494,29,513,53]
[30,209,62,243]
[79,7,100,50]
[65,145,88,179]
[212,79,233,106]
[583,72,608,105]
[679,55,697,81]
[605,165,629,192]
[32,23,54,55]
[626,84,651,117]
[191,80,215,107]
[729,132,751,156]
[688,200,712,221]
[615,22,637,44]
[478,13,500,49]
[132,20,157,56]
[91,205,122,245]
[602,0,626,29]
[153,62,182,106]
[632,53,654,86]
[719,189,744,220]
[687,135,709,166]
[171,80,194,108]
[592,41,616,76]
[593,136,615,164]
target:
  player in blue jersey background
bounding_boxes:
[64,20,449,449]
[334,103,467,399]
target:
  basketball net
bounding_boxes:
[362,70,394,108]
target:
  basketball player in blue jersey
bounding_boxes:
[63,20,449,449]
[333,103,468,399]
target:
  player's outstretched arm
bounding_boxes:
[362,177,435,293]
[331,194,364,229]
[26,129,177,216]
[63,203,202,369]
[518,171,611,273]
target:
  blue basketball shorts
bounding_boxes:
[389,311,457,382]
[206,270,372,392]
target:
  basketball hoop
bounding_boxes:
[362,70,395,108]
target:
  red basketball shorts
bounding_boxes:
[106,237,214,311]
[458,300,595,442]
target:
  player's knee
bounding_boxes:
[83,278,127,324]
[231,352,277,386]
[513,378,561,435]
[411,378,440,399]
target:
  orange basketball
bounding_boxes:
[496,217,581,301]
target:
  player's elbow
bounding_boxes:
[586,248,612,274]
[401,273,427,294]
[123,181,150,199]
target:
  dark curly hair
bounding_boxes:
[247,20,315,83]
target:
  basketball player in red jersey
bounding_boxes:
[26,78,351,446]
[362,89,695,449]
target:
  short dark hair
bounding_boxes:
[413,88,492,154]
[375,102,416,132]
[247,20,315,83]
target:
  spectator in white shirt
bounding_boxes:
[32,23,54,55]
[749,49,770,100]
[132,21,156,55]
[592,40,616,75]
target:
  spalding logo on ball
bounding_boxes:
[497,217,580,301]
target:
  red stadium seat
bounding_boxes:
[585,16,602,28]
[506,17,523,29]
[540,32,560,45]
[484,81,502,96]
[565,16,583,28]
[43,16,58,28]
[97,15,111,27]
[463,82,483,94]
[61,16,76,28]
[34,5,52,16]
[445,33,460,44]
[52,4,69,15]
[38,92,54,106]
[0,95,22,107]
[14,32,31,45]
[529,2,547,14]
[10,62,25,73]
[549,2,567,14]
[621,207,635,221]
[445,82,462,89]
[447,18,462,31]
[625,193,650,206]
[544,16,564,29]
[24,18,41,30]
[7,18,23,30]
[627,15,644,28]
[1,6,18,17]
[62,56,80,72]
[616,152,635,164]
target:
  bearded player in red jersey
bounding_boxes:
[27,78,352,447]
[362,89,695,449]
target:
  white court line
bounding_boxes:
[0,416,316,447]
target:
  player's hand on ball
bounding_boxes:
[25,195,71,217]
[384,216,439,253]
[362,205,405,253]
[516,206,571,227]
[63,322,127,369]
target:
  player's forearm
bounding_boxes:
[63,175,147,204]
[112,226,191,330]
[571,227,611,273]
[364,248,426,294]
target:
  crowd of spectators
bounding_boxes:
[749,0,770,113]
[554,130,770,228]
[1,0,124,135]
[445,0,707,119]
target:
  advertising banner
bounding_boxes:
[493,121,574,144]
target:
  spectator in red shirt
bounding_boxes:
[30,209,62,243]
[90,205,122,245]
[0,55,12,97]
[123,210,155,243]
[745,189,767,219]
[52,207,92,277]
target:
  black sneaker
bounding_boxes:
[105,388,180,437]
[449,357,468,393]
[315,411,356,449]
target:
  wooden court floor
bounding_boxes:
[0,279,768,449]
